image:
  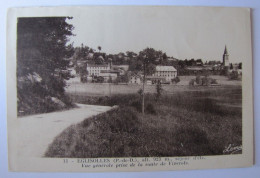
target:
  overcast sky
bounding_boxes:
[68,6,251,63]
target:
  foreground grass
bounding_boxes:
[45,86,242,157]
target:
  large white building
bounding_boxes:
[153,66,177,82]
[86,62,127,82]
[86,63,111,77]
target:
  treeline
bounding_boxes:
[72,44,175,66]
[72,45,220,73]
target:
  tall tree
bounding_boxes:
[97,46,102,53]
[138,48,158,115]
[126,51,137,58]
[17,17,74,114]
[230,63,233,70]
[238,62,242,69]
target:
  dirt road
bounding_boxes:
[15,104,114,158]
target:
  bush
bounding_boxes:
[201,77,209,86]
[130,100,142,112]
[229,71,239,80]
[211,79,218,84]
[192,76,218,86]
[195,75,202,85]
[172,76,180,84]
[189,79,195,86]
[156,82,163,100]
[146,103,157,115]
[17,81,73,116]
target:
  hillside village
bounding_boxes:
[69,45,242,85]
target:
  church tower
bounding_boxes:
[223,45,229,67]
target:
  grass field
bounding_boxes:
[65,75,241,96]
[45,82,242,157]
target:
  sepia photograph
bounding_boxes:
[6,6,253,172]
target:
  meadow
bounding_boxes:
[45,82,242,157]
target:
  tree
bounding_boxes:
[108,76,112,83]
[138,48,158,115]
[75,44,91,60]
[98,46,102,53]
[155,82,163,101]
[73,44,93,82]
[238,62,242,69]
[97,76,104,83]
[126,51,137,58]
[159,52,168,65]
[229,71,239,80]
[230,63,233,70]
[172,76,180,84]
[115,72,129,83]
[129,60,143,72]
[17,17,74,113]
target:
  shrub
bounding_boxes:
[211,79,218,84]
[229,71,239,80]
[189,79,195,86]
[137,89,143,96]
[193,76,217,86]
[156,82,163,100]
[172,76,180,84]
[201,77,210,86]
[17,81,73,116]
[195,75,202,85]
[145,103,157,115]
[130,100,142,112]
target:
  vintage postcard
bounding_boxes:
[6,6,253,172]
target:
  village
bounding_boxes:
[68,45,242,87]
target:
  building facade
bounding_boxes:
[99,70,119,82]
[86,63,111,77]
[153,66,177,82]
[129,74,142,84]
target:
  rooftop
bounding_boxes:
[146,76,165,79]
[100,70,120,73]
[87,63,109,67]
[156,66,177,72]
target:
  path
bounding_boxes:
[15,104,114,158]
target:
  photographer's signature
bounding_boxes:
[223,144,242,154]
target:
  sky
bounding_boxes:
[68,6,251,63]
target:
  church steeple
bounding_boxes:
[224,45,228,55]
[223,45,229,67]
